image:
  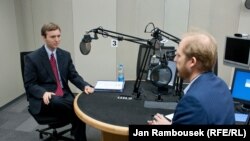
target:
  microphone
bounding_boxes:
[79,33,98,55]
[148,28,164,49]
[151,28,160,38]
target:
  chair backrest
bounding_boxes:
[20,51,33,81]
[20,51,33,101]
[213,59,218,76]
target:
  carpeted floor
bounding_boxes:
[0,94,100,141]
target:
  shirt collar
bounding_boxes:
[44,44,57,59]
[183,74,201,95]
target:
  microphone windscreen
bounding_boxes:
[80,40,91,55]
[246,0,250,9]
[80,35,92,55]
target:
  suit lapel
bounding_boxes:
[56,49,65,83]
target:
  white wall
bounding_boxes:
[1,0,250,107]
[164,0,190,46]
[239,0,250,34]
[0,0,23,107]
[15,0,35,52]
[116,0,166,80]
[72,0,117,89]
[188,0,242,86]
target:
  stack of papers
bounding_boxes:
[165,113,174,121]
[235,113,249,122]
[94,81,125,92]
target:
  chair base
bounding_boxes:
[36,126,74,141]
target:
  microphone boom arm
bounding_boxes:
[85,27,155,99]
[84,26,183,100]
[89,27,150,46]
[154,28,181,44]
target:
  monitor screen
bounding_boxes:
[231,68,250,108]
[223,36,250,69]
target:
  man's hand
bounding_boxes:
[43,92,55,105]
[147,113,172,125]
[84,85,94,94]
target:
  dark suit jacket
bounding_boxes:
[24,46,89,114]
[172,72,235,124]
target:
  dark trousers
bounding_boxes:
[40,93,87,141]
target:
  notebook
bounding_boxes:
[235,113,249,125]
[94,81,125,93]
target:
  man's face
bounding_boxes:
[174,39,192,80]
[43,29,61,50]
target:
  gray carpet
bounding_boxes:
[0,95,101,141]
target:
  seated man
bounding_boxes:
[24,22,94,141]
[148,30,235,125]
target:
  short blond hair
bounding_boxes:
[182,30,218,72]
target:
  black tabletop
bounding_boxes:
[77,81,178,127]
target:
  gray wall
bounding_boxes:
[0,0,249,107]
[0,0,23,108]
[72,0,117,87]
[189,0,242,86]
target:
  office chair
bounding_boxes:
[20,51,74,141]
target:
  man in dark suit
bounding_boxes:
[24,22,94,141]
[148,30,235,125]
